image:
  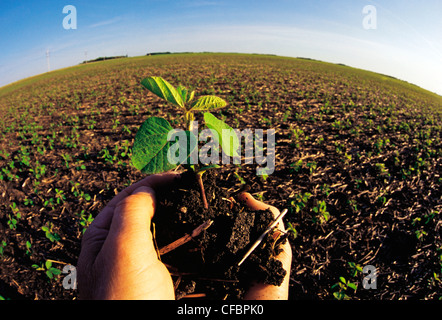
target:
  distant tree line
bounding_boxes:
[81,55,128,64]
[145,51,201,56]
[146,52,172,56]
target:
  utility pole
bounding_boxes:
[84,50,88,63]
[46,49,51,72]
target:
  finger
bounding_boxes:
[79,173,179,271]
[244,233,292,300]
[107,172,180,209]
[237,192,286,232]
[238,192,292,300]
[92,186,160,279]
[78,188,156,274]
[87,172,179,237]
[78,204,114,268]
[109,186,156,246]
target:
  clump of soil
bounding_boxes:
[153,169,287,299]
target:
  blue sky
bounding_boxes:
[0,0,441,95]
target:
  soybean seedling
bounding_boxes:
[331,276,358,300]
[32,260,62,280]
[41,222,61,243]
[131,76,239,210]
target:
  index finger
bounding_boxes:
[106,172,181,208]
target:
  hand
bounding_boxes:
[77,173,178,300]
[77,173,292,300]
[238,192,292,300]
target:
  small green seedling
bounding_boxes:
[140,77,226,131]
[78,210,94,234]
[132,76,239,209]
[0,240,7,256]
[32,260,62,280]
[286,222,298,239]
[289,192,312,214]
[41,222,61,242]
[7,202,21,230]
[312,200,330,224]
[7,214,19,230]
[25,240,32,256]
[348,262,363,278]
[331,276,358,300]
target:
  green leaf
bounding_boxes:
[141,77,184,108]
[333,291,348,300]
[52,233,61,242]
[347,282,358,291]
[188,91,195,103]
[167,130,198,167]
[50,268,61,276]
[177,86,195,104]
[203,112,239,158]
[190,96,227,112]
[132,117,178,174]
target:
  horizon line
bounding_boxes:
[0,51,441,99]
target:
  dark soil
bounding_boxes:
[153,169,287,299]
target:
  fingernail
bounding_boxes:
[133,186,155,196]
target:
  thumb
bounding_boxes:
[237,192,286,232]
[107,186,157,255]
[238,192,292,300]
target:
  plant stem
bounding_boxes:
[196,172,209,209]
[185,112,194,132]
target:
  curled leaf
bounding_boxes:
[141,76,184,108]
[190,95,227,112]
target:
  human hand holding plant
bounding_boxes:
[77,173,292,300]
[76,76,290,299]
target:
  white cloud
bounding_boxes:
[88,17,123,29]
